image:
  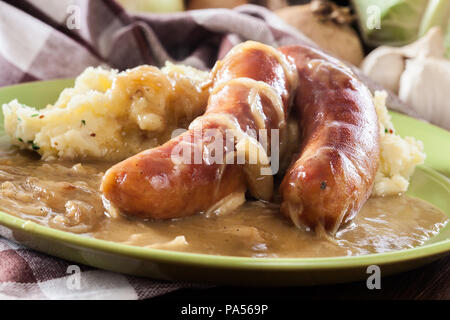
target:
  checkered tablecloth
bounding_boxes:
[0,231,204,299]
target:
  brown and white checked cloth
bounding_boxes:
[0,228,203,299]
[0,0,316,86]
[0,0,417,300]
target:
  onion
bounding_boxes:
[276,0,364,66]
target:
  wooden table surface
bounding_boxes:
[154,256,450,300]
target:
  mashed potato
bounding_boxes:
[372,91,425,196]
[3,62,209,161]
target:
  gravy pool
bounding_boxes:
[0,148,447,258]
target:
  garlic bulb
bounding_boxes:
[399,57,450,130]
[362,27,450,130]
[361,27,445,94]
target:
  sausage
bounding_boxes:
[279,45,380,234]
[101,41,297,219]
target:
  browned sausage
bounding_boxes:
[101,41,297,219]
[279,45,380,234]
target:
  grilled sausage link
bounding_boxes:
[279,45,380,234]
[101,41,297,219]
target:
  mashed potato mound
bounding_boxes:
[3,62,209,161]
[372,91,425,196]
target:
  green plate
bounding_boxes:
[0,79,448,286]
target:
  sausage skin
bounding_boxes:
[279,45,380,234]
[101,42,296,219]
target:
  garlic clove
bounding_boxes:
[360,46,405,93]
[402,27,445,59]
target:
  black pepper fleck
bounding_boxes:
[320,181,327,190]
